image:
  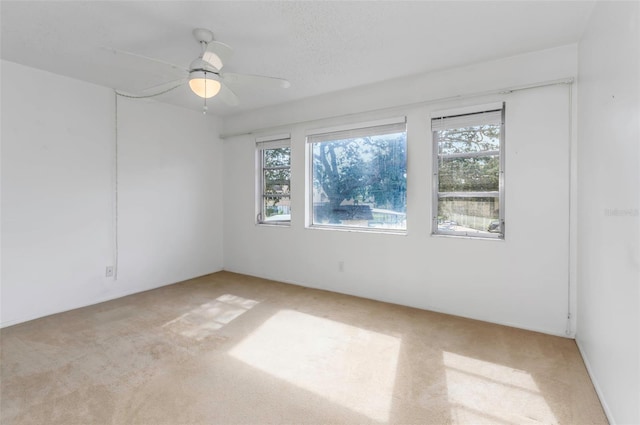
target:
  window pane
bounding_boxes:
[437,124,500,155]
[438,155,499,192]
[264,169,291,195]
[432,110,503,238]
[437,196,499,236]
[258,144,291,225]
[264,147,290,167]
[311,130,407,230]
[263,196,291,222]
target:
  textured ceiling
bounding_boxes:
[1,1,595,117]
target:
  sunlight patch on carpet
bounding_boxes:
[162,294,258,340]
[443,351,557,424]
[229,310,400,422]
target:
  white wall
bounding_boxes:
[576,2,640,424]
[222,46,577,336]
[1,60,223,327]
[222,45,578,137]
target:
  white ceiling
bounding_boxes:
[1,1,595,117]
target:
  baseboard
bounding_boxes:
[0,269,223,329]
[0,285,167,329]
[221,267,573,339]
[575,339,616,425]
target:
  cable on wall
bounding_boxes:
[566,82,574,336]
[113,91,120,280]
[112,84,182,280]
[115,83,183,99]
[220,77,575,139]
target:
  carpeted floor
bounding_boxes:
[1,271,607,424]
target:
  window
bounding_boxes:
[308,118,407,231]
[432,104,505,238]
[257,136,291,225]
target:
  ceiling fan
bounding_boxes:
[108,28,290,111]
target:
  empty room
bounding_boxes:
[1,1,638,424]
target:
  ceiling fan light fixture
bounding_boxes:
[188,70,221,98]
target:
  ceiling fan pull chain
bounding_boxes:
[203,71,208,115]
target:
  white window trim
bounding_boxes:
[431,104,505,239]
[306,116,406,138]
[306,118,408,234]
[430,102,504,121]
[256,135,291,226]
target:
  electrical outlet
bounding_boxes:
[105,266,114,277]
[338,261,344,272]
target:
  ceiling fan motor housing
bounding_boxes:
[189,57,219,73]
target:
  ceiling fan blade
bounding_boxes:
[220,72,291,89]
[103,47,188,74]
[203,41,233,70]
[217,81,239,106]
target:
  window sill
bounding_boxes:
[431,232,504,241]
[257,222,291,228]
[306,225,407,236]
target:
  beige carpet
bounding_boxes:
[1,271,607,424]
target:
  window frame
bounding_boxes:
[431,104,505,239]
[256,135,291,226]
[306,117,408,233]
